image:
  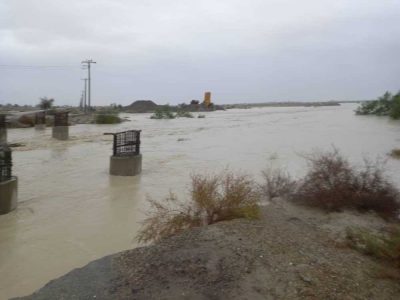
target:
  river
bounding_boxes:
[0,103,399,298]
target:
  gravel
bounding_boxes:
[16,201,400,300]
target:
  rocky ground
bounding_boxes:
[16,200,400,300]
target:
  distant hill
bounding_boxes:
[125,100,158,113]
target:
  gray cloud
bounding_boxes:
[1,0,399,105]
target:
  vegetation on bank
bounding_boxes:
[262,148,400,220]
[137,172,261,243]
[261,149,400,271]
[94,113,122,124]
[261,167,295,200]
[294,149,399,219]
[346,226,400,269]
[356,91,400,119]
[136,148,399,277]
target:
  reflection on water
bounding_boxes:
[1,104,400,298]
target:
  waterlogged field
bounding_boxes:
[1,104,400,298]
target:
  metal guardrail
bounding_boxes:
[105,130,141,157]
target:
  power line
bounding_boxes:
[0,64,76,69]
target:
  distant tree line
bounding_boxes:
[356,91,400,119]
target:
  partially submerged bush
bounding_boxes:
[356,91,400,119]
[18,114,35,127]
[261,167,296,200]
[176,110,194,118]
[346,226,400,268]
[136,172,261,243]
[151,106,196,119]
[95,113,122,124]
[293,149,400,219]
[150,105,176,119]
[390,149,400,159]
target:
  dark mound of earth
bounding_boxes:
[125,100,158,113]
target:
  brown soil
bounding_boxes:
[125,100,159,113]
[18,201,400,300]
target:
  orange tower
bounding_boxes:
[204,92,211,107]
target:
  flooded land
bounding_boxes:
[1,104,400,298]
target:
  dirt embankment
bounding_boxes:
[124,100,159,113]
[16,201,400,300]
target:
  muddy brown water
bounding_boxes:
[1,104,399,299]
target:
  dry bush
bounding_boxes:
[18,114,35,127]
[353,160,400,218]
[390,149,400,159]
[293,149,400,219]
[261,167,296,200]
[346,226,400,268]
[136,172,261,243]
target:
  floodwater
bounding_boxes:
[1,104,400,298]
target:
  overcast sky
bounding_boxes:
[0,0,399,106]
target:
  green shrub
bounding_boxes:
[347,226,400,268]
[389,94,400,119]
[176,110,194,118]
[136,171,261,243]
[150,105,176,119]
[356,91,400,119]
[95,113,122,124]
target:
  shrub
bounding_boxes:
[390,149,400,159]
[18,114,35,126]
[356,91,400,119]
[261,167,296,200]
[346,226,400,268]
[389,93,400,119]
[176,110,194,118]
[150,105,176,119]
[293,149,400,219]
[95,113,122,124]
[136,172,261,243]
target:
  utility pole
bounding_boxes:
[81,59,96,111]
[79,93,83,109]
[81,78,88,113]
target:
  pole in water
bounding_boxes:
[81,78,88,113]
